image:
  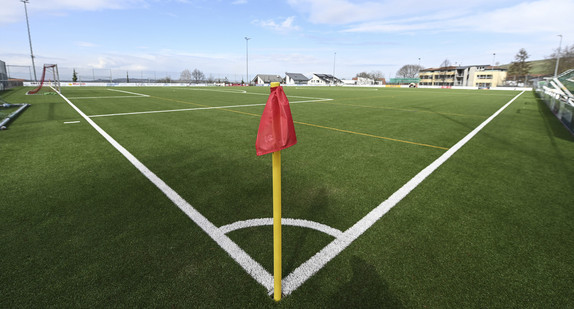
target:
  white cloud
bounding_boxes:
[253,16,301,32]
[0,0,146,25]
[464,0,574,35]
[75,41,99,48]
[232,0,248,4]
[319,0,574,37]
[287,0,384,24]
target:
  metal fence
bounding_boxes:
[535,69,574,134]
[0,60,7,91]
[6,64,244,84]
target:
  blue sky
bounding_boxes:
[1,0,572,81]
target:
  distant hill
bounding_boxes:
[500,58,556,76]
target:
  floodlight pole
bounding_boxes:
[554,34,563,78]
[332,52,336,81]
[245,37,251,85]
[492,53,496,87]
[21,0,37,82]
[417,57,421,77]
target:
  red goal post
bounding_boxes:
[27,64,60,95]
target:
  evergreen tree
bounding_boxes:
[508,48,531,84]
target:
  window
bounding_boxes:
[477,74,493,79]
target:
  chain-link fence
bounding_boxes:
[6,64,244,84]
[0,60,7,91]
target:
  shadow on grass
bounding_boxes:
[536,95,574,142]
[329,256,404,308]
[283,187,330,274]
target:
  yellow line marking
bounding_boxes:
[293,121,449,150]
[148,95,448,150]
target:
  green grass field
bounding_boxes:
[1,86,573,307]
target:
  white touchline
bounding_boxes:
[180,87,248,94]
[64,121,81,124]
[280,91,525,296]
[56,91,275,293]
[220,218,343,238]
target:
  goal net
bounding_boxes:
[27,64,60,95]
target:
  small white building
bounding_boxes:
[308,73,343,85]
[284,73,310,85]
[252,74,282,85]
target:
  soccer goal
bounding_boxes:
[27,64,60,95]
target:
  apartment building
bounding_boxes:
[419,65,507,88]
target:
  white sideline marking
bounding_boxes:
[182,87,248,94]
[220,218,343,238]
[64,121,80,124]
[107,89,150,97]
[88,98,333,118]
[280,91,526,296]
[56,91,274,292]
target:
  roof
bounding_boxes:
[313,73,342,82]
[253,74,282,83]
[285,73,310,81]
[420,65,506,72]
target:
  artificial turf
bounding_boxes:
[1,86,573,307]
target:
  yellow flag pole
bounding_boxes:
[272,150,282,301]
[268,81,283,301]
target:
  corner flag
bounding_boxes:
[255,83,297,156]
[255,82,297,301]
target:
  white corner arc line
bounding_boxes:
[55,91,274,292]
[220,218,343,238]
[280,91,526,296]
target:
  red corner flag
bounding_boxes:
[255,84,297,156]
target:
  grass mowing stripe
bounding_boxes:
[319,100,485,118]
[184,106,449,150]
[86,91,444,150]
[281,91,526,296]
[88,99,333,118]
[55,91,275,293]
[293,120,449,150]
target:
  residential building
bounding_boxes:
[284,73,310,85]
[252,74,282,85]
[354,77,375,85]
[419,65,507,88]
[308,73,342,85]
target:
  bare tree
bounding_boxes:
[438,59,452,85]
[547,44,574,75]
[369,70,384,80]
[440,59,451,68]
[355,71,385,80]
[355,71,371,79]
[191,69,205,84]
[396,65,423,78]
[180,69,192,82]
